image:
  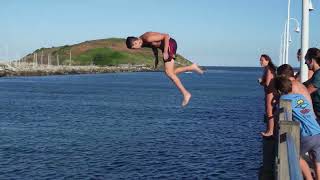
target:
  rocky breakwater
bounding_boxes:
[0,63,155,77]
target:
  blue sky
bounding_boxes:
[1,0,320,67]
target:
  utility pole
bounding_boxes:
[15,53,20,67]
[41,51,43,65]
[300,0,311,82]
[36,53,38,66]
[48,54,51,67]
[284,0,291,64]
[57,54,59,66]
[5,45,8,62]
[69,50,72,66]
[33,53,36,68]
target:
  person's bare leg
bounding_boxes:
[300,158,313,180]
[174,63,204,75]
[261,118,274,137]
[165,60,191,106]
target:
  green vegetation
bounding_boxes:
[75,48,153,66]
[24,38,192,67]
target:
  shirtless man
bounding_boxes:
[277,64,313,106]
[126,32,203,107]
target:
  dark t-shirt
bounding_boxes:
[310,69,320,115]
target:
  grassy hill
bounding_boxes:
[22,38,192,68]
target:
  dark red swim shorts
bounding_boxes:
[163,38,177,62]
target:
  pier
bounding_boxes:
[260,99,304,180]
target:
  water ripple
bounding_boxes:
[0,70,264,179]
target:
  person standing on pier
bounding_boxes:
[304,48,320,121]
[126,32,203,107]
[259,54,277,137]
[275,76,320,180]
[295,49,314,81]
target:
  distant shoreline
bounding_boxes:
[0,63,157,77]
[0,64,266,78]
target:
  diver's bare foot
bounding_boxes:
[261,130,273,137]
[182,93,191,107]
[192,63,204,74]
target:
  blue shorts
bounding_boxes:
[301,134,320,162]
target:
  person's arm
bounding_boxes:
[152,47,159,69]
[258,69,267,86]
[162,34,170,60]
[141,32,170,60]
[306,83,318,94]
[305,72,320,94]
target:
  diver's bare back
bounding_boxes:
[139,32,165,48]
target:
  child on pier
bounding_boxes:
[126,32,203,107]
[275,76,320,180]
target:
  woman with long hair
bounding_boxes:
[259,54,277,136]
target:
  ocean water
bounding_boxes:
[0,67,265,179]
